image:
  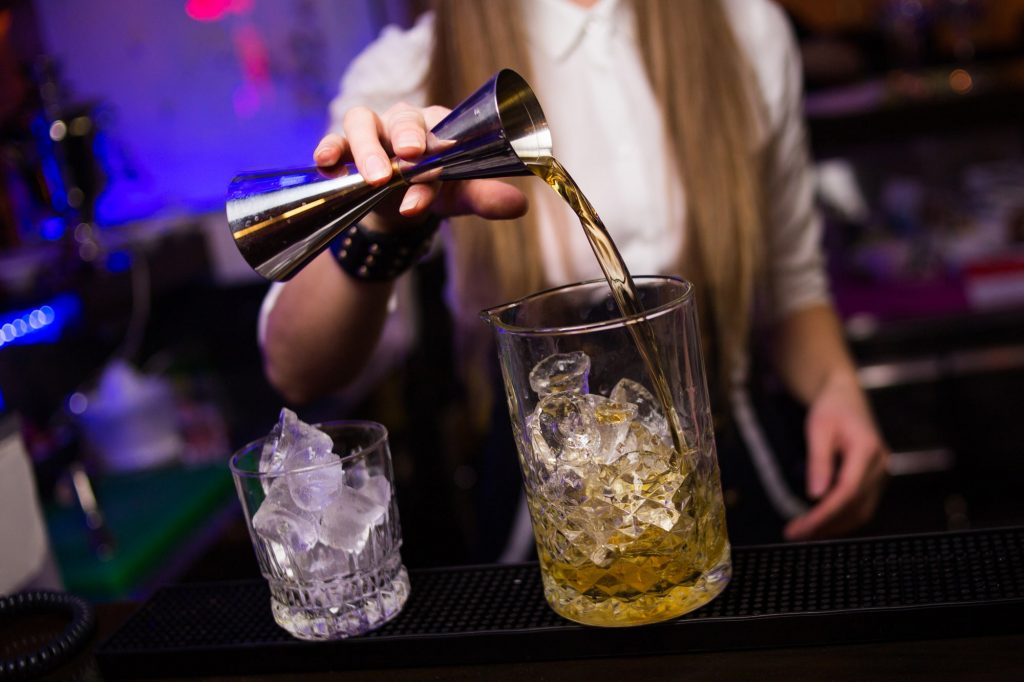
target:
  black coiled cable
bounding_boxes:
[0,591,95,680]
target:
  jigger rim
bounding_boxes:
[492,68,552,159]
[480,275,694,337]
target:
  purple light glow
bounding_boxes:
[35,1,378,225]
[185,0,253,23]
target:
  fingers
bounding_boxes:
[342,106,391,184]
[422,105,451,130]
[342,102,441,186]
[383,104,428,158]
[785,439,883,541]
[398,184,436,217]
[313,133,347,167]
[330,102,524,223]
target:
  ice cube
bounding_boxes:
[283,414,334,465]
[360,474,392,509]
[595,436,687,535]
[287,458,344,512]
[618,445,676,488]
[610,378,670,441]
[530,392,599,467]
[319,484,389,554]
[525,413,556,475]
[541,459,589,505]
[252,479,319,553]
[529,351,591,397]
[259,408,335,475]
[293,542,347,581]
[258,409,292,475]
[574,498,623,565]
[585,394,638,464]
[635,498,682,532]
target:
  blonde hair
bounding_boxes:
[427,0,765,410]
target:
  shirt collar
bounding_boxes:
[525,0,627,62]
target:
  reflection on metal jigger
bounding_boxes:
[226,69,552,281]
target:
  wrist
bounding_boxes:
[813,364,864,404]
[824,364,859,389]
[328,215,440,282]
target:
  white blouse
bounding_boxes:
[323,0,829,319]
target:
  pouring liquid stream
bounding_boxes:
[527,156,687,455]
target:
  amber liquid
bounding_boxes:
[528,156,684,451]
[526,156,730,626]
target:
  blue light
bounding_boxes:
[40,217,67,241]
[0,388,5,413]
[105,250,132,273]
[0,294,81,349]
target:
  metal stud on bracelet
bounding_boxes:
[329,216,440,282]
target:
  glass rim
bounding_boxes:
[480,275,694,337]
[228,419,388,479]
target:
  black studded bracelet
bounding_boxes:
[328,217,440,282]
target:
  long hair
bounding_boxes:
[427,0,765,415]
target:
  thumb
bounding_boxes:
[437,179,529,220]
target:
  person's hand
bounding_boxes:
[312,102,529,230]
[784,371,888,541]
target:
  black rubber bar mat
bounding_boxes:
[96,526,1024,677]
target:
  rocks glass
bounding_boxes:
[482,276,731,626]
[229,419,409,640]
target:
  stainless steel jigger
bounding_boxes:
[226,69,552,281]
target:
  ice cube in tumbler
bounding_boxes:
[253,479,319,553]
[283,443,344,512]
[233,415,409,640]
[294,543,347,581]
[361,474,392,509]
[319,484,389,554]
[259,407,334,475]
[259,411,290,476]
[529,351,591,397]
[287,464,344,512]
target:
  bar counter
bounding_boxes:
[70,612,1024,681]
[24,526,1021,681]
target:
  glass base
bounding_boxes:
[541,548,732,627]
[268,555,410,640]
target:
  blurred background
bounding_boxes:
[0,0,1022,601]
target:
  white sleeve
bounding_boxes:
[326,11,435,134]
[766,13,830,320]
[730,0,831,320]
[257,282,285,349]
